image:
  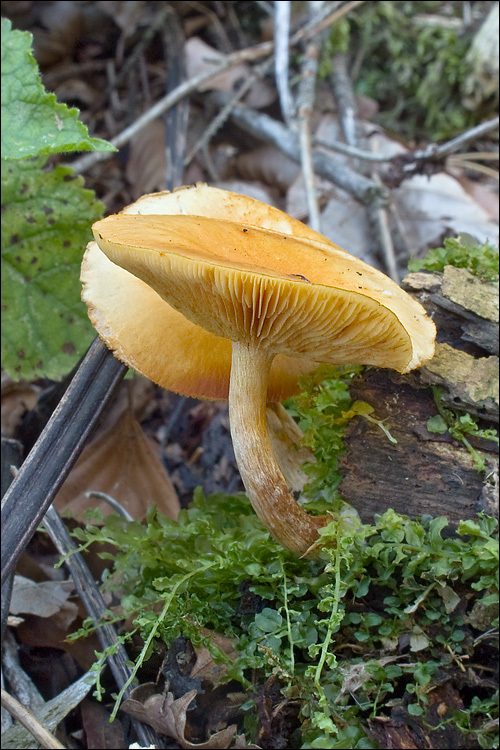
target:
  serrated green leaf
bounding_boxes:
[1,157,103,380]
[1,18,115,159]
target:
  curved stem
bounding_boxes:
[228,340,328,556]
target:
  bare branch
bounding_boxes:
[275,1,294,124]
[1,689,66,750]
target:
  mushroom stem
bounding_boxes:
[228,340,328,556]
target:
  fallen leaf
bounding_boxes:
[126,120,167,200]
[122,685,252,749]
[190,630,238,689]
[10,576,75,618]
[80,699,127,750]
[235,147,300,193]
[1,373,41,437]
[54,409,180,521]
[185,38,274,108]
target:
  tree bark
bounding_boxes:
[337,267,498,526]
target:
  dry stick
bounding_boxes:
[1,339,125,588]
[412,115,500,162]
[41,506,162,749]
[163,7,188,191]
[331,52,358,150]
[224,99,387,206]
[294,0,366,43]
[1,689,66,750]
[69,2,365,177]
[184,57,274,167]
[69,43,273,175]
[331,51,399,280]
[297,39,322,231]
[274,0,294,125]
[315,117,500,165]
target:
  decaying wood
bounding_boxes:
[337,267,499,525]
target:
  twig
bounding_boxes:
[224,99,387,206]
[115,6,172,89]
[2,630,45,711]
[275,1,294,125]
[85,491,135,521]
[315,136,391,161]
[414,116,499,161]
[69,3,367,176]
[297,35,322,231]
[163,7,188,191]
[331,52,358,148]
[69,43,274,175]
[293,0,366,44]
[366,174,400,282]
[1,689,65,750]
[184,58,274,167]
[42,505,162,748]
[1,338,125,587]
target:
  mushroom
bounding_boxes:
[82,185,436,556]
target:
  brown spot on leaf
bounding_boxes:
[63,240,71,247]
[10,235,19,244]
[62,342,76,355]
[18,349,26,359]
[41,206,54,215]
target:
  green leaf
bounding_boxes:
[407,702,424,716]
[426,415,448,434]
[1,18,115,159]
[1,157,103,380]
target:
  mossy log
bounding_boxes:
[337,267,498,525]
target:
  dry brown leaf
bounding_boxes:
[185,38,274,108]
[54,409,180,521]
[122,685,252,749]
[10,576,75,618]
[1,373,41,436]
[97,0,150,36]
[186,37,249,93]
[80,699,127,750]
[190,630,238,689]
[126,120,167,200]
[32,0,85,67]
[234,147,300,193]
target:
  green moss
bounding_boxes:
[322,1,495,141]
[408,235,499,281]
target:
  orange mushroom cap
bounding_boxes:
[82,185,436,401]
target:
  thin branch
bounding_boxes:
[297,37,322,231]
[293,0,366,44]
[275,1,294,125]
[69,44,274,174]
[1,689,65,750]
[315,136,391,161]
[69,2,367,176]
[407,116,500,165]
[1,338,125,587]
[184,58,274,167]
[42,505,162,748]
[85,491,135,521]
[331,52,358,148]
[223,99,388,206]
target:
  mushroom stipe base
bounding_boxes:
[229,340,328,556]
